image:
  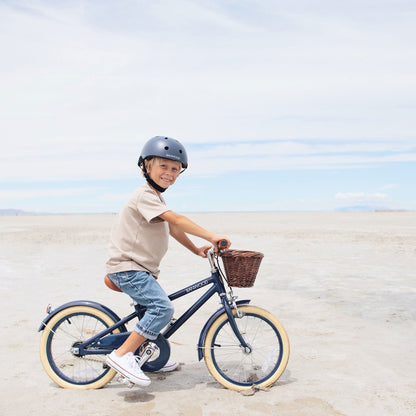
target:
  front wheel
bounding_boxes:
[39,306,120,389]
[203,305,290,391]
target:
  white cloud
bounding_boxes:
[379,184,398,191]
[188,152,416,176]
[1,0,415,211]
[1,0,415,149]
[186,139,416,174]
[191,140,416,159]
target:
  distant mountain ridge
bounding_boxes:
[0,209,34,215]
[334,205,400,212]
[335,205,378,212]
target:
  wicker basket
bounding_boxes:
[220,249,264,287]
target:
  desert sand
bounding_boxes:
[0,212,415,416]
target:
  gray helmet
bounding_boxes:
[138,136,188,170]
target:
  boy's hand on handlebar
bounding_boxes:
[196,245,212,258]
[212,236,231,252]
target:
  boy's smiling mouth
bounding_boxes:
[159,177,173,187]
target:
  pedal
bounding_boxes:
[116,374,134,388]
[137,344,157,367]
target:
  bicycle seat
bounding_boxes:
[104,275,122,292]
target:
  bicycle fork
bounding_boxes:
[222,296,252,354]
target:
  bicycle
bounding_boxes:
[38,244,290,391]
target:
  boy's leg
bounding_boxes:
[108,270,174,341]
[106,271,177,382]
[115,331,147,357]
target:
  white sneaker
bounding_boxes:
[106,351,151,387]
[156,360,179,373]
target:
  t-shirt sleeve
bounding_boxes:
[137,187,169,223]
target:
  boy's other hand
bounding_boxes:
[196,245,212,258]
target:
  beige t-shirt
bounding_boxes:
[106,183,170,277]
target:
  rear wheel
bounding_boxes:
[40,306,120,389]
[203,305,289,391]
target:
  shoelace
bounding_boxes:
[127,353,143,372]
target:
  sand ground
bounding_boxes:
[0,212,415,416]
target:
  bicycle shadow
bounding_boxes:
[111,362,296,403]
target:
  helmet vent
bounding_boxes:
[164,146,169,150]
[179,150,183,154]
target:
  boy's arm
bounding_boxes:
[160,210,231,249]
[169,223,211,257]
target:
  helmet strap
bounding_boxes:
[142,168,167,193]
[145,174,167,193]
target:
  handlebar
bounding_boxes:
[207,240,229,272]
[207,247,216,272]
[219,239,228,248]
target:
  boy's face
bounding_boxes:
[146,158,181,190]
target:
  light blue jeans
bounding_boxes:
[107,270,174,340]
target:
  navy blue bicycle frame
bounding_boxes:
[163,274,224,338]
[74,267,249,356]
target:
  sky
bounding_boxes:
[1,0,415,213]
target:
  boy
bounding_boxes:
[105,136,231,386]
